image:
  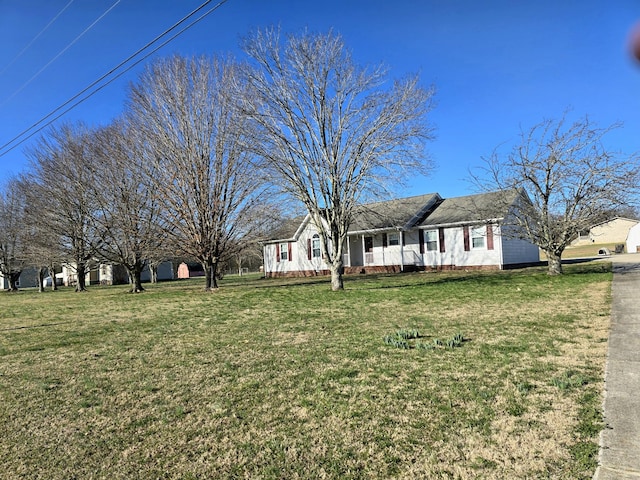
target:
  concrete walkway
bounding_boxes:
[594,254,640,479]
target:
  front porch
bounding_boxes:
[343,232,423,272]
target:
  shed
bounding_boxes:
[178,262,205,279]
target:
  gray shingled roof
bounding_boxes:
[264,190,521,243]
[262,216,306,242]
[347,193,441,232]
[419,190,519,227]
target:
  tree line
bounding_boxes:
[0,28,435,292]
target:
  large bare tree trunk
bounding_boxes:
[8,271,20,292]
[129,271,144,293]
[546,250,563,275]
[330,261,344,291]
[76,262,88,292]
[38,267,46,293]
[149,262,158,284]
[48,264,58,291]
[126,261,145,293]
[203,260,220,291]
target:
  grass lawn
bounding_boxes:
[0,264,611,479]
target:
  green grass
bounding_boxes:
[0,264,611,479]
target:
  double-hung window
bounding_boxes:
[312,234,321,258]
[279,242,289,261]
[425,230,438,251]
[471,226,485,249]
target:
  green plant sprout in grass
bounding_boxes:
[384,330,466,351]
[551,369,590,391]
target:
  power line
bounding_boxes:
[0,0,76,78]
[1,0,121,107]
[0,0,229,158]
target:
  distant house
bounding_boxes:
[0,267,39,289]
[262,190,540,278]
[626,223,640,253]
[572,217,639,247]
[61,261,174,286]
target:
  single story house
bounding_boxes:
[262,190,540,278]
[572,217,639,247]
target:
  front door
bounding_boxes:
[364,236,373,252]
[364,236,374,264]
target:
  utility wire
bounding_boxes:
[0,0,75,77]
[1,0,121,107]
[0,0,228,158]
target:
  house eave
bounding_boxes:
[419,217,504,229]
[347,226,404,236]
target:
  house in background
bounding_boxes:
[626,223,640,253]
[262,190,540,278]
[0,267,39,289]
[572,217,639,248]
[62,261,174,286]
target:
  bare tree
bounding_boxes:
[471,114,640,275]
[126,55,265,290]
[86,121,169,293]
[0,178,28,291]
[26,123,100,291]
[17,174,64,292]
[241,29,435,290]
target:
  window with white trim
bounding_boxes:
[388,232,400,246]
[471,226,485,249]
[280,242,289,261]
[312,234,321,258]
[425,230,438,251]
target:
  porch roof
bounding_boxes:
[347,193,441,233]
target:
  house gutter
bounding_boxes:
[419,217,504,229]
[347,226,404,236]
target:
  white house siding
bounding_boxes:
[499,217,541,266]
[266,223,511,276]
[626,223,640,253]
[264,223,330,277]
[419,225,502,270]
[502,236,540,266]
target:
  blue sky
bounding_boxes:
[1,0,639,199]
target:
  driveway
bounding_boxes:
[593,253,640,479]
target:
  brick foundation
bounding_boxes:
[265,263,505,278]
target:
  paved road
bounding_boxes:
[594,254,640,479]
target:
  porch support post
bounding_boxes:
[400,230,405,272]
[345,236,351,268]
